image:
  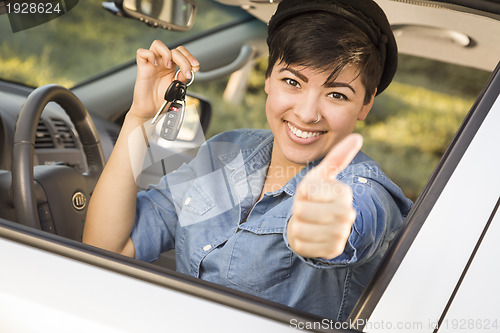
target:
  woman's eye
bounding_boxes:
[284,78,300,88]
[328,92,348,101]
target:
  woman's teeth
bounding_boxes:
[287,122,323,139]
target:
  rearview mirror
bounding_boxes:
[103,0,197,31]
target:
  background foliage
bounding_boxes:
[0,0,241,87]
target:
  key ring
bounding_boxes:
[174,69,195,86]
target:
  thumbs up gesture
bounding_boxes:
[288,134,363,260]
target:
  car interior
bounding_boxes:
[0,0,499,329]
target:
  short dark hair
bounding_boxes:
[266,11,383,104]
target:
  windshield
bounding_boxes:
[0,0,250,88]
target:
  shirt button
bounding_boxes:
[184,197,191,206]
[357,177,368,184]
[203,244,212,251]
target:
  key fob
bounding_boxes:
[151,81,187,125]
[160,100,185,141]
[165,80,186,102]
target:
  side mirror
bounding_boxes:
[174,93,211,142]
[102,0,196,31]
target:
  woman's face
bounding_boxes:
[264,62,375,166]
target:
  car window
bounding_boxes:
[1,0,490,202]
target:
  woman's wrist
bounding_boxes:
[125,107,154,126]
[124,109,156,139]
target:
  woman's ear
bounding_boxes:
[357,89,377,121]
[264,76,270,95]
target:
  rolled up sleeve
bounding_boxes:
[131,163,195,262]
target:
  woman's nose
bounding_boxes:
[294,92,322,124]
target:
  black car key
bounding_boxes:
[165,80,186,102]
[151,69,194,141]
[151,79,186,125]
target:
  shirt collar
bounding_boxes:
[218,133,274,174]
[279,159,322,197]
[217,133,327,197]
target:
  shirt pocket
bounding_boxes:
[176,181,215,227]
[227,229,292,293]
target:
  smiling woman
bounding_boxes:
[82,0,413,322]
[0,0,498,331]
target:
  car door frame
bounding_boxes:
[348,62,500,331]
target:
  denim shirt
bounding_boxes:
[131,129,413,321]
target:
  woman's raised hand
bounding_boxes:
[130,41,200,122]
[288,134,363,260]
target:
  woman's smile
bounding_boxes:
[285,120,326,143]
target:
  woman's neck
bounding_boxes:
[259,143,306,199]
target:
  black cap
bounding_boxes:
[267,0,397,95]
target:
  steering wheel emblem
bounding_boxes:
[72,192,87,211]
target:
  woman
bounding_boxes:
[84,0,412,321]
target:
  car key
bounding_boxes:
[151,69,194,141]
[151,79,186,125]
[160,98,186,140]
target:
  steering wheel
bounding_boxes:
[12,84,105,241]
